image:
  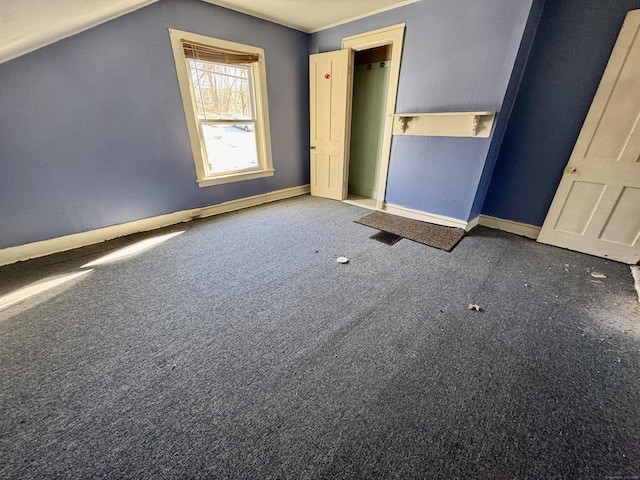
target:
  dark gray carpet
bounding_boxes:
[1,195,639,479]
[356,211,465,251]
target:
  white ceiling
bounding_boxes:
[202,0,419,32]
[0,0,419,64]
[0,0,156,64]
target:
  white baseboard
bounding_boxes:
[631,266,640,303]
[478,214,541,239]
[0,185,310,266]
[382,203,472,230]
[466,215,481,231]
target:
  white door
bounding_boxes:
[537,9,640,264]
[309,49,352,200]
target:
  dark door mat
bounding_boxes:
[370,230,403,245]
[356,211,465,252]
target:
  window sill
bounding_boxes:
[197,169,275,187]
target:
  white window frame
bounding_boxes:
[169,29,274,187]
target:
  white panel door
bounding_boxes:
[309,49,351,200]
[537,9,640,264]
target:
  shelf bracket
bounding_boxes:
[471,115,480,137]
[398,116,413,133]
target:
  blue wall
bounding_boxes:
[482,0,640,226]
[311,0,534,221]
[469,0,545,221]
[0,0,309,249]
[4,0,635,249]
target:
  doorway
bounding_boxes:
[308,24,405,208]
[342,24,405,210]
[345,46,392,210]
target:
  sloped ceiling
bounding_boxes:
[0,0,157,64]
[202,0,419,32]
[0,0,419,64]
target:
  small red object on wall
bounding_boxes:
[324,74,330,79]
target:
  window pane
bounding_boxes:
[170,30,273,184]
[201,123,259,174]
[188,60,255,120]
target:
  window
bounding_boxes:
[169,29,274,186]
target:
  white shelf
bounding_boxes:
[392,111,495,138]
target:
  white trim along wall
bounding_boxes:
[1,190,545,267]
[383,203,472,231]
[0,185,310,267]
[477,215,541,239]
[383,207,542,238]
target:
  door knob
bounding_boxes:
[310,146,316,149]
